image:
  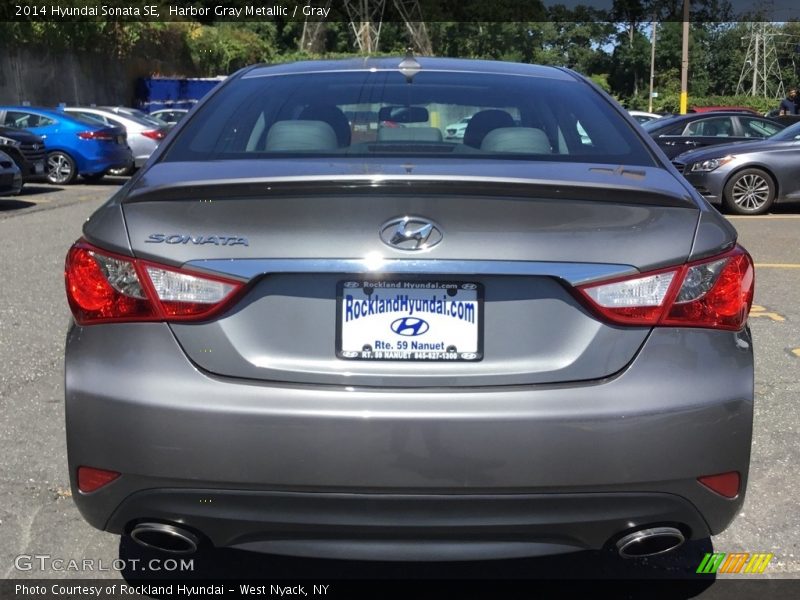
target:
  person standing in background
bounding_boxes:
[778,88,798,115]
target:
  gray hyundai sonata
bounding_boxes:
[64,58,755,561]
[673,121,800,215]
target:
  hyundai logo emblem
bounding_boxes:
[390,317,430,337]
[379,216,443,251]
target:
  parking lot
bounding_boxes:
[1,182,799,590]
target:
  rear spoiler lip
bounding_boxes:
[122,174,696,209]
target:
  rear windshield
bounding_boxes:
[64,113,111,128]
[642,116,678,132]
[116,113,162,128]
[66,112,106,126]
[771,121,800,141]
[163,70,656,167]
[120,109,164,127]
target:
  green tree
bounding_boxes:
[609,26,650,98]
[185,23,276,75]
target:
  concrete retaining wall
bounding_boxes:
[0,45,196,107]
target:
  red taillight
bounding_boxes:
[77,130,115,141]
[663,249,754,330]
[141,129,166,141]
[77,466,120,493]
[64,240,243,325]
[65,244,156,323]
[698,471,740,498]
[576,246,754,331]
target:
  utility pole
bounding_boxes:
[763,29,768,97]
[680,0,689,114]
[752,28,759,95]
[649,21,657,113]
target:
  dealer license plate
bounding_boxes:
[337,280,483,361]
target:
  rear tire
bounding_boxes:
[46,151,77,185]
[723,168,775,215]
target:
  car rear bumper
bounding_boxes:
[83,158,132,175]
[107,489,709,561]
[74,145,133,175]
[65,323,754,559]
[128,137,157,168]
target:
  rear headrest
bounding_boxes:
[377,127,443,142]
[298,105,351,147]
[265,120,338,152]
[463,110,515,148]
[481,127,552,154]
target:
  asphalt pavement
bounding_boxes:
[1,182,798,594]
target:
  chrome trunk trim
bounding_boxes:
[184,258,636,286]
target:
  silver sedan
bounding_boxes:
[674,121,800,214]
[63,57,755,562]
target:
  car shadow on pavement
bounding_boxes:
[18,184,64,196]
[769,201,800,214]
[724,200,800,215]
[80,177,129,186]
[119,536,716,598]
[0,198,37,211]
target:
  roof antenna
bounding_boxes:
[398,48,421,83]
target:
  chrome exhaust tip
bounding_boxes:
[616,526,685,558]
[130,522,199,554]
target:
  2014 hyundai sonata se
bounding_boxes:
[64,58,755,561]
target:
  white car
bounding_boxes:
[445,116,472,139]
[629,110,662,124]
[149,108,189,125]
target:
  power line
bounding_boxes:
[342,0,387,54]
[392,0,432,56]
[340,0,432,55]
[299,0,331,52]
[736,23,785,99]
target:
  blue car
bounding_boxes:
[0,106,133,184]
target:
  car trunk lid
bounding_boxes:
[117,161,703,387]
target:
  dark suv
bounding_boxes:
[0,125,47,188]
